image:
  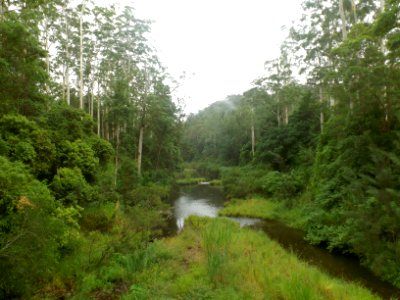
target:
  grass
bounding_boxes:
[120,217,380,299]
[219,198,307,228]
[219,198,282,220]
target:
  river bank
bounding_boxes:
[219,198,400,299]
[123,216,379,299]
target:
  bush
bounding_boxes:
[258,171,303,199]
[50,167,95,206]
[88,137,114,166]
[59,140,99,181]
[125,184,169,208]
[0,156,66,298]
[221,167,267,198]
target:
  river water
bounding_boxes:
[169,184,400,299]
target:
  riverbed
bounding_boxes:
[168,185,400,299]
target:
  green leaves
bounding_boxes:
[0,156,65,298]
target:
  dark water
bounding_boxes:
[169,184,400,299]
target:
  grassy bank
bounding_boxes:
[219,198,306,229]
[114,217,378,299]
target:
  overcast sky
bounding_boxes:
[97,0,303,114]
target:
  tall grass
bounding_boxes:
[202,219,234,284]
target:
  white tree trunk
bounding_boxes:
[65,7,70,105]
[137,125,144,177]
[351,0,358,23]
[319,86,324,132]
[339,0,348,40]
[284,105,289,125]
[79,1,85,110]
[250,106,255,159]
[97,81,101,137]
[114,125,120,187]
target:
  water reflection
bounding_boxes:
[174,195,220,230]
[169,185,400,299]
[172,185,260,231]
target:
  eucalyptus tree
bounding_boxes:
[261,51,294,127]
[241,87,271,160]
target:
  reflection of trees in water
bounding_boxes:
[181,185,225,204]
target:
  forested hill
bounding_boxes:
[0,1,180,298]
[182,0,400,290]
[1,0,400,298]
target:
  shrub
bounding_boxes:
[258,171,303,199]
[0,156,66,298]
[50,167,95,206]
[59,140,99,181]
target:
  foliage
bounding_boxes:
[46,104,95,142]
[116,217,379,299]
[0,16,48,117]
[50,167,95,207]
[0,114,57,178]
[59,140,99,181]
[221,166,304,201]
[0,157,66,298]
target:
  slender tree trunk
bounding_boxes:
[284,105,289,125]
[351,0,358,23]
[65,8,70,105]
[0,1,5,21]
[97,82,101,137]
[339,0,348,40]
[379,0,389,122]
[44,20,50,76]
[62,64,66,102]
[250,106,255,159]
[89,80,94,118]
[114,125,120,187]
[277,94,281,126]
[137,125,144,177]
[79,1,85,110]
[319,86,324,132]
[105,107,109,141]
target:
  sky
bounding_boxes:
[97,0,303,114]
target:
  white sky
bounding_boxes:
[96,0,303,114]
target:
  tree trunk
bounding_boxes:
[44,19,50,78]
[277,94,281,126]
[319,86,324,132]
[339,0,348,40]
[114,125,120,187]
[137,125,144,177]
[79,1,85,110]
[97,82,101,137]
[284,105,289,125]
[105,106,109,141]
[250,106,255,159]
[89,80,94,118]
[65,8,70,105]
[351,0,358,23]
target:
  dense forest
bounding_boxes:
[1,0,400,299]
[182,0,400,291]
[0,0,181,298]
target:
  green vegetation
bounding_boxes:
[0,1,180,298]
[219,198,282,220]
[181,0,400,290]
[106,216,378,299]
[1,0,400,298]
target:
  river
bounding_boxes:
[168,184,400,300]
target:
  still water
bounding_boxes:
[172,185,259,232]
[169,184,400,299]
